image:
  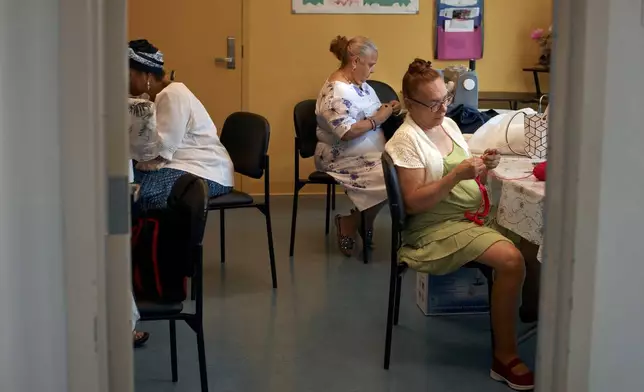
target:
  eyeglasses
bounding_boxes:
[408,93,454,112]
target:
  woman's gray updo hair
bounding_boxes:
[329,35,377,66]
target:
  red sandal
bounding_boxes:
[490,357,534,390]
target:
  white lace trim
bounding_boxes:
[385,128,425,169]
[128,98,159,161]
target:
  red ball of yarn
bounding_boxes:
[533,162,547,181]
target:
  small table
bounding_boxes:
[490,156,545,340]
[479,66,550,110]
[479,92,543,110]
[490,157,545,259]
[522,66,550,97]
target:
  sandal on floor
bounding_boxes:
[334,214,355,257]
[134,331,150,348]
[490,357,534,391]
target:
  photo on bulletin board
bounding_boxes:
[435,0,484,60]
[292,0,419,14]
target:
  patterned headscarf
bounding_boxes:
[128,39,164,76]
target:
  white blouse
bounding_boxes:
[129,98,158,162]
[129,83,234,187]
[384,115,470,183]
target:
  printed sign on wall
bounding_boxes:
[292,0,419,14]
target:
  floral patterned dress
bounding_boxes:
[315,80,388,211]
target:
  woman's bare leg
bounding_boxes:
[339,201,384,237]
[476,241,530,374]
[338,210,359,238]
[361,201,387,231]
[337,201,386,254]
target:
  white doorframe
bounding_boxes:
[59,0,108,391]
[536,0,613,390]
[103,0,133,391]
[60,0,131,391]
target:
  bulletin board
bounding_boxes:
[435,0,484,61]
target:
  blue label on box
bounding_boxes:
[422,269,490,315]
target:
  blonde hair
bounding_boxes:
[329,35,377,66]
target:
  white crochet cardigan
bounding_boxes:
[385,115,470,183]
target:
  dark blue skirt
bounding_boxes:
[134,167,231,212]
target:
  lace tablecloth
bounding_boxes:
[489,157,546,261]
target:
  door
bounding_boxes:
[128,0,244,187]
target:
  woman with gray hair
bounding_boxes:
[315,35,400,257]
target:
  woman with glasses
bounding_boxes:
[384,59,534,390]
[315,35,401,257]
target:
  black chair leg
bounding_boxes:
[485,270,496,352]
[220,209,226,263]
[393,275,403,326]
[331,183,336,210]
[325,184,331,235]
[169,320,178,382]
[360,212,368,264]
[190,278,197,301]
[265,205,278,289]
[289,186,300,257]
[196,327,209,392]
[383,265,398,369]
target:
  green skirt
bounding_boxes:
[399,218,515,275]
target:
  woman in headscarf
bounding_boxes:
[128,39,234,211]
[128,39,234,347]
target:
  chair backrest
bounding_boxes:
[381,152,406,232]
[167,174,209,245]
[367,79,399,104]
[367,80,405,141]
[166,173,209,278]
[220,111,270,179]
[293,99,318,158]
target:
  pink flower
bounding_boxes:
[531,28,544,40]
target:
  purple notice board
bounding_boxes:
[435,0,484,61]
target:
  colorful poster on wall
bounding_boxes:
[292,0,419,14]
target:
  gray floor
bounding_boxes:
[135,195,536,392]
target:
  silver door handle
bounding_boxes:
[215,36,235,70]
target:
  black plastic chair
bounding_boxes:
[367,79,399,103]
[208,112,277,288]
[289,99,370,263]
[137,174,210,392]
[381,152,495,369]
[366,80,405,141]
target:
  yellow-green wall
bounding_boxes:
[244,0,553,193]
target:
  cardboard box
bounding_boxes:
[416,269,490,316]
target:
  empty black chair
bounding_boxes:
[289,100,336,251]
[208,112,277,288]
[366,80,406,140]
[381,151,494,369]
[289,99,370,263]
[137,174,210,392]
